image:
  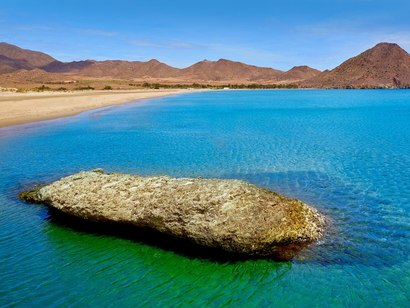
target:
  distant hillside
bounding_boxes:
[42,60,96,74]
[280,66,321,82]
[80,59,181,79]
[0,42,55,71]
[179,59,283,82]
[0,42,308,84]
[304,43,410,88]
[42,59,181,79]
[43,58,284,82]
[6,41,410,88]
[0,56,33,74]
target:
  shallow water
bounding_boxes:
[1,90,410,307]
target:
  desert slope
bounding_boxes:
[0,42,55,70]
[0,42,318,85]
[280,66,321,82]
[179,59,283,82]
[42,59,182,79]
[303,43,410,88]
[2,41,409,88]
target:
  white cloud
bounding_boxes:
[78,28,118,37]
[131,39,197,49]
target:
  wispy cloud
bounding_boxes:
[129,37,286,68]
[292,17,410,46]
[292,18,375,38]
[6,25,55,32]
[77,28,119,37]
[206,43,284,65]
[131,39,197,49]
[2,23,119,38]
[287,17,410,69]
[371,32,410,50]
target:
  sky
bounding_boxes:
[1,0,410,70]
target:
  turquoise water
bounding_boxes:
[1,90,410,307]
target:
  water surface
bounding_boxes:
[1,90,410,307]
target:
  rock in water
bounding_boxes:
[20,170,326,257]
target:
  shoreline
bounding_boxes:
[0,89,201,128]
[1,87,405,129]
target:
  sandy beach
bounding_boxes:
[0,89,196,128]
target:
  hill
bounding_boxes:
[304,43,410,88]
[179,59,283,82]
[279,66,321,82]
[10,41,410,88]
[0,43,299,85]
[0,42,55,71]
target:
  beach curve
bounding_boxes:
[0,89,201,128]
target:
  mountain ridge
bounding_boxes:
[0,42,319,84]
[1,42,410,88]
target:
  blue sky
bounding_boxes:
[1,0,410,70]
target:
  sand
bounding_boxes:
[0,89,197,128]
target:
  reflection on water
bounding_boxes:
[44,208,305,262]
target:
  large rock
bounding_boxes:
[20,170,326,257]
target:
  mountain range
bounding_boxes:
[1,42,409,88]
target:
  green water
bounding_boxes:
[1,90,410,307]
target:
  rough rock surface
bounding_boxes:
[20,170,326,257]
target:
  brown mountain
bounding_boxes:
[43,57,284,82]
[77,59,181,79]
[0,42,55,71]
[0,56,34,74]
[0,42,327,85]
[0,63,15,74]
[42,60,96,73]
[304,43,410,88]
[279,66,321,81]
[43,59,181,79]
[3,41,410,88]
[180,59,283,82]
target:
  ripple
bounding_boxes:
[1,90,410,307]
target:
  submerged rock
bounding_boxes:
[20,170,326,258]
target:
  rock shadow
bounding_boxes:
[45,207,305,264]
